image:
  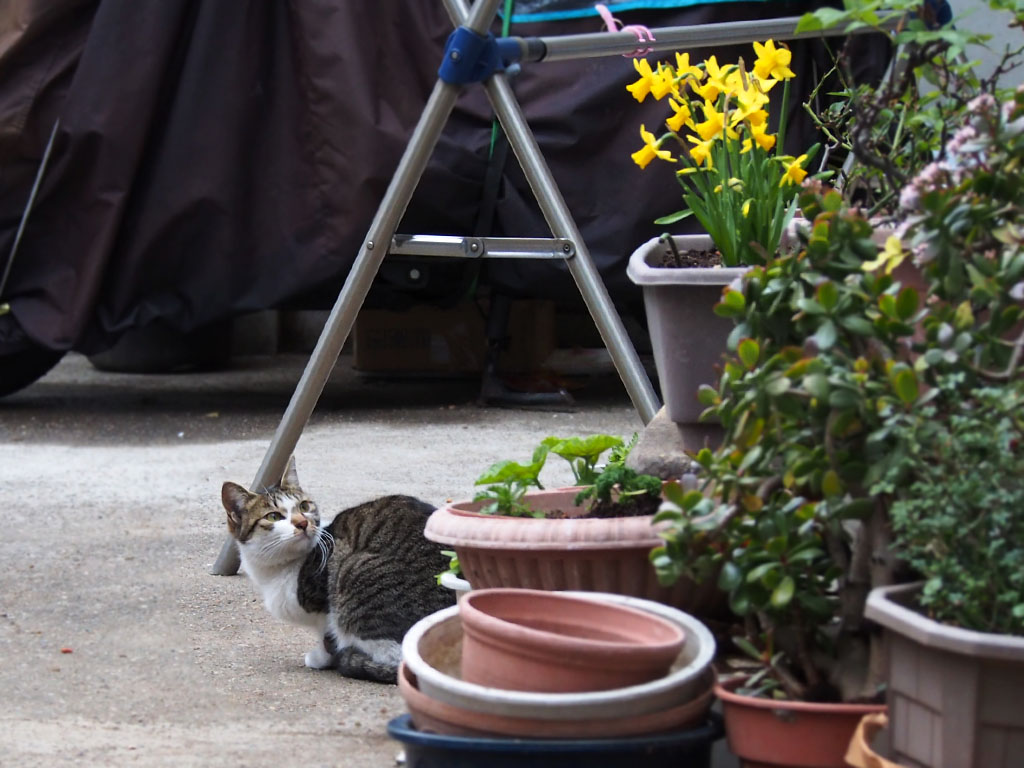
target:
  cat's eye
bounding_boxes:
[299,501,312,513]
[265,511,284,522]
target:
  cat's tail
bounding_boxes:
[334,646,398,685]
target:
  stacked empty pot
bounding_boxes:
[388,588,722,767]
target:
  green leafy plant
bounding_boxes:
[472,433,663,518]
[473,442,550,517]
[435,549,462,585]
[651,51,1024,700]
[652,187,911,703]
[875,381,1024,635]
[627,40,820,265]
[798,0,1024,218]
[646,0,1024,704]
[541,434,625,485]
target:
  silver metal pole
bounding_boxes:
[448,0,659,423]
[483,72,661,423]
[1,119,60,301]
[211,0,505,576]
[526,15,896,62]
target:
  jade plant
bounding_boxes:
[652,89,1024,701]
[649,0,1024,703]
[652,187,913,703]
[472,433,662,518]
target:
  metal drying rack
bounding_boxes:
[213,0,876,574]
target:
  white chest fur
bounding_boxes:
[239,552,324,630]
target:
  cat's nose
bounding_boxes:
[292,516,308,530]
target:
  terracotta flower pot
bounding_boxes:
[401,594,717,722]
[714,677,886,768]
[458,588,685,693]
[423,487,726,618]
[398,661,715,739]
[844,713,908,768]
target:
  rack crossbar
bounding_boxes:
[390,234,574,260]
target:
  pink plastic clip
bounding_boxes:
[595,3,656,57]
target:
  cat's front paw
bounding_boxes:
[304,645,334,670]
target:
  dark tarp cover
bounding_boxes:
[0,0,877,356]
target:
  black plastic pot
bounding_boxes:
[386,712,724,768]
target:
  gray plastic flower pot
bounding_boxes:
[626,235,746,425]
[865,582,1024,768]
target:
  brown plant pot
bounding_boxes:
[714,677,886,768]
[864,582,1024,768]
[423,487,726,617]
[458,588,685,693]
[626,235,746,426]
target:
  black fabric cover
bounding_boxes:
[0,0,863,354]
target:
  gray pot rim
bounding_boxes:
[626,235,748,287]
[865,582,1024,661]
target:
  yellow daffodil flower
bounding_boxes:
[686,134,715,168]
[695,101,727,141]
[626,59,656,102]
[674,51,703,83]
[665,98,693,133]
[631,125,676,169]
[732,77,770,119]
[752,40,795,81]
[779,154,809,186]
[751,73,780,93]
[696,55,732,102]
[742,199,752,217]
[741,121,776,153]
[730,99,765,131]
[650,64,676,100]
[861,236,908,274]
[744,107,769,127]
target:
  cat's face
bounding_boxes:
[221,459,321,566]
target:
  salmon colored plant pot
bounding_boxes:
[714,677,886,768]
[459,588,686,693]
[423,487,726,618]
[398,661,715,739]
[401,595,717,722]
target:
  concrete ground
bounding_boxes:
[0,351,647,767]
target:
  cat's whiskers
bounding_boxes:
[257,529,303,559]
[313,528,331,574]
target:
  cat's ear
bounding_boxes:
[222,482,252,535]
[281,456,300,490]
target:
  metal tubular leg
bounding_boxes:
[213,0,506,575]
[443,0,659,421]
[483,73,661,424]
[213,0,658,573]
[211,81,468,575]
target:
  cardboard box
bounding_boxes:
[353,299,555,376]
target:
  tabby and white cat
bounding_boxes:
[221,459,454,683]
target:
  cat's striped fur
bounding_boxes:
[221,459,454,683]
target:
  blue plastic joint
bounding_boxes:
[923,0,953,28]
[438,27,522,85]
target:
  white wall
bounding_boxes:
[949,0,1024,86]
